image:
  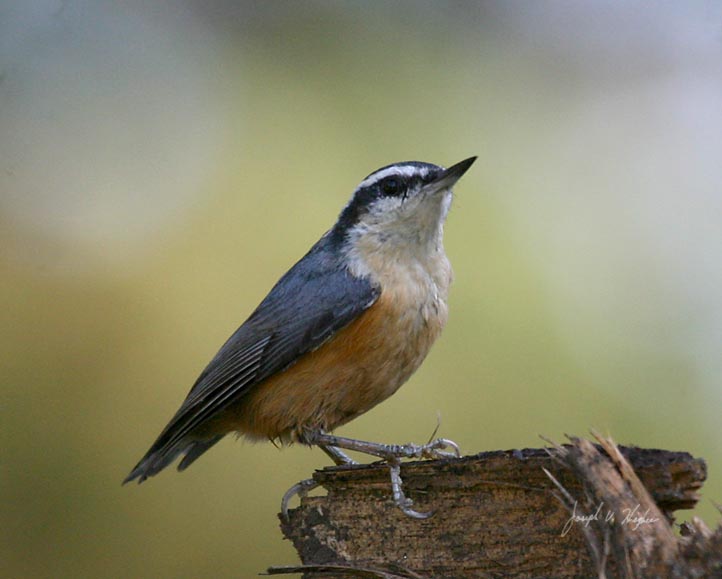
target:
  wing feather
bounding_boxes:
[124,235,379,483]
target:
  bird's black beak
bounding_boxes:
[424,156,477,193]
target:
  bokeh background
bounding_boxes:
[2,2,721,577]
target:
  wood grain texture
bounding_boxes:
[275,443,710,579]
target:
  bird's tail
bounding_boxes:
[123,435,223,484]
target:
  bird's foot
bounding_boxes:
[306,432,461,462]
[381,437,462,462]
[387,459,433,519]
[281,477,319,520]
[303,431,461,519]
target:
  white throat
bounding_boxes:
[343,189,453,289]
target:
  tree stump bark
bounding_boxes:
[270,434,721,578]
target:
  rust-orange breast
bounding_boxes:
[215,283,448,442]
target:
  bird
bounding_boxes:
[124,156,476,517]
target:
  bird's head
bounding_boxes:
[331,157,476,269]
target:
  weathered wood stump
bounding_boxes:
[270,434,721,578]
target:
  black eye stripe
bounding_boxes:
[330,162,444,244]
[381,177,402,196]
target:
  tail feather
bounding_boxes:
[178,436,223,471]
[123,435,224,484]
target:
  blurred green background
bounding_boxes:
[2,2,721,577]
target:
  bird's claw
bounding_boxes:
[281,477,319,520]
[388,460,434,519]
[382,437,462,462]
[419,437,462,460]
[382,439,459,517]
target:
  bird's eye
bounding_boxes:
[381,178,401,197]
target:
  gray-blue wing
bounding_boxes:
[124,236,379,483]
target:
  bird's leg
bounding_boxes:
[305,430,461,519]
[319,444,357,466]
[308,431,461,462]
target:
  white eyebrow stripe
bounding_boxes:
[357,165,430,190]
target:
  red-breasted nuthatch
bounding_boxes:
[125,156,476,517]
